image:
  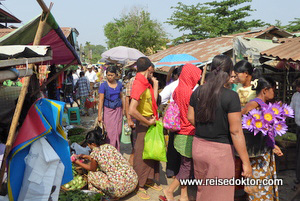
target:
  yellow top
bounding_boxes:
[137,88,153,116]
[236,84,256,107]
[96,72,103,82]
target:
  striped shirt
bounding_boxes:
[125,76,135,97]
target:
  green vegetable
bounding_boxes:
[68,135,85,144]
[59,190,104,201]
[68,128,86,137]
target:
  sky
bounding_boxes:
[1,0,299,48]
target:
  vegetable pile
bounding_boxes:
[59,190,103,201]
[63,175,87,190]
[67,127,86,143]
[68,127,87,137]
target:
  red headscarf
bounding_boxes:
[130,73,158,120]
[173,63,202,135]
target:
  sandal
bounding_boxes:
[145,183,163,191]
[136,189,150,200]
[159,195,174,201]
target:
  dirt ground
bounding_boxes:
[78,110,300,201]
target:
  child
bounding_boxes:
[73,130,138,199]
[242,77,283,200]
[234,60,258,107]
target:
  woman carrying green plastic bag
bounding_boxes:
[143,121,167,162]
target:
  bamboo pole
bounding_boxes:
[200,64,207,85]
[0,0,53,187]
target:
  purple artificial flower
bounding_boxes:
[282,103,294,118]
[263,108,275,123]
[273,121,288,136]
[252,119,265,136]
[249,109,262,120]
[270,102,282,117]
[242,114,254,132]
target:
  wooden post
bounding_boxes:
[283,69,287,103]
[200,64,207,85]
[0,0,53,187]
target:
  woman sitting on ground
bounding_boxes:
[73,130,138,199]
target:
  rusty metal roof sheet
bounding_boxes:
[0,28,14,38]
[151,26,294,73]
[154,66,171,75]
[261,38,300,61]
[150,37,233,64]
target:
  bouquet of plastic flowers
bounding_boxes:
[242,102,294,148]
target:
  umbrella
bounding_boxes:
[101,46,145,63]
[155,54,202,68]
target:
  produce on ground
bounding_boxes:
[63,175,87,190]
[68,135,85,144]
[59,189,103,201]
[68,127,86,137]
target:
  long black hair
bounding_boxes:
[253,77,276,95]
[196,54,233,123]
[84,129,106,146]
[234,60,261,80]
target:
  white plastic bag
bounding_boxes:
[70,143,90,155]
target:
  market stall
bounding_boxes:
[0,1,82,200]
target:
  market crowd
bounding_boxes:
[68,55,299,201]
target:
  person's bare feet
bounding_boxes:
[137,188,150,200]
[163,187,174,201]
[178,196,189,201]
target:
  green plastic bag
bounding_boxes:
[121,116,131,144]
[142,121,167,162]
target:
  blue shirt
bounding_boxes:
[99,81,122,109]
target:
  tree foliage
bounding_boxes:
[286,18,300,32]
[81,42,106,64]
[167,0,265,43]
[104,7,168,54]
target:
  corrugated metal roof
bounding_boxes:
[0,8,21,23]
[150,26,294,73]
[0,28,14,38]
[154,66,171,74]
[261,38,300,61]
[150,37,233,64]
